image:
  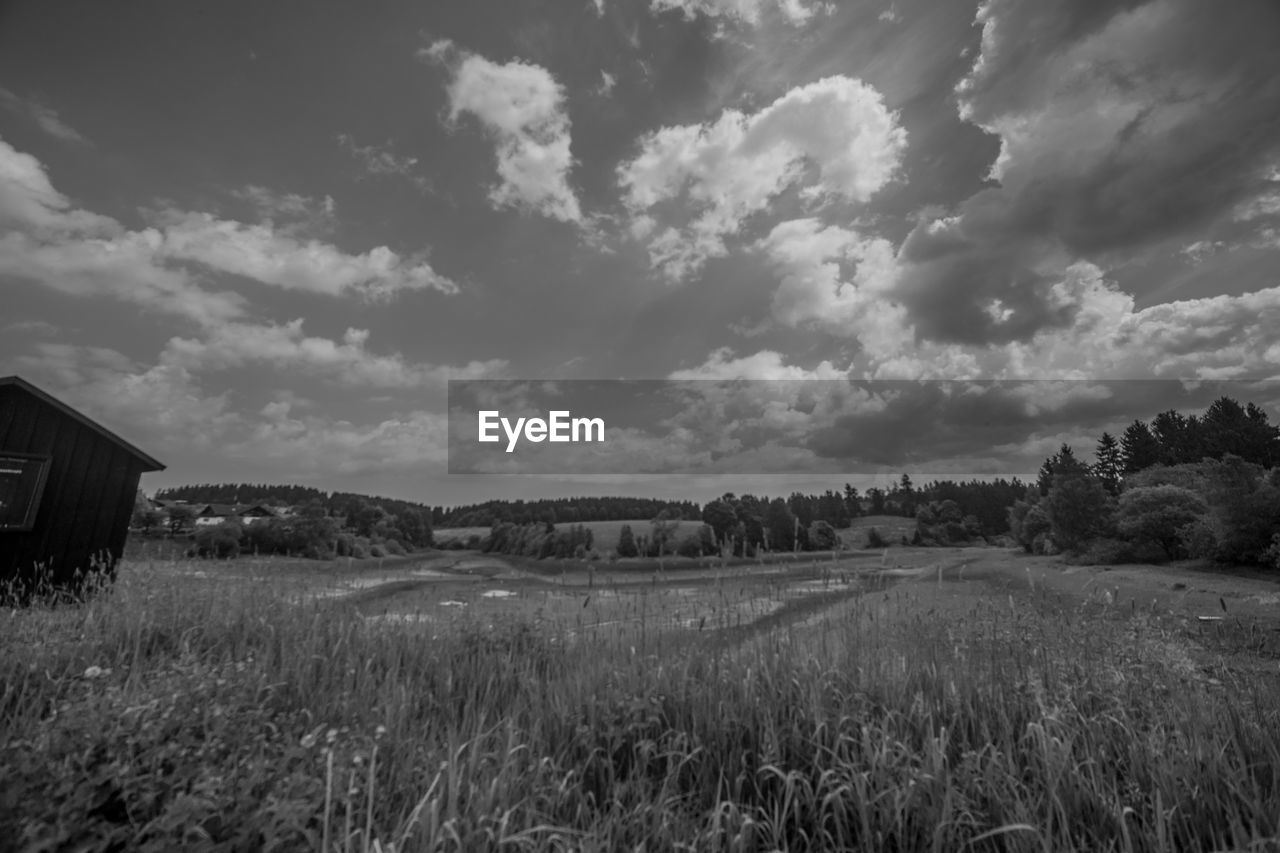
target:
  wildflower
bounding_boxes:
[375,725,387,740]
[83,666,107,679]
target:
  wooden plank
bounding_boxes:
[85,443,133,575]
[41,417,100,587]
[105,465,145,575]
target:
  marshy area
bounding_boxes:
[2,548,1279,851]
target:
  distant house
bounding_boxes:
[236,504,277,525]
[193,503,277,526]
[193,504,239,526]
[1,375,165,602]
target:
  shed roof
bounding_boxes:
[0,375,166,472]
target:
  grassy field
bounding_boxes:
[3,550,1280,851]
[436,514,922,554]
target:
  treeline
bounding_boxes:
[1010,396,1280,567]
[776,479,1029,538]
[155,483,434,531]
[437,497,701,527]
[479,523,597,560]
[157,483,329,506]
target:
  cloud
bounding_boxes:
[891,0,1280,347]
[756,217,896,329]
[15,343,237,448]
[0,87,89,145]
[336,134,432,192]
[232,184,336,235]
[224,402,450,476]
[0,223,249,326]
[596,70,617,97]
[0,137,115,234]
[161,320,509,389]
[669,347,845,380]
[650,0,831,26]
[431,42,582,223]
[0,137,458,325]
[152,209,458,300]
[618,76,906,280]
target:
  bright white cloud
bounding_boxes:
[618,76,906,280]
[435,43,582,223]
[757,217,897,329]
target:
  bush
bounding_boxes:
[676,534,703,558]
[194,523,241,559]
[865,527,887,549]
[807,520,839,551]
[369,544,388,558]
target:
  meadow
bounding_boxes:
[3,548,1279,851]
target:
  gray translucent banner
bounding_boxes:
[447,379,1280,475]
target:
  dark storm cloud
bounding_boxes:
[892,0,1280,348]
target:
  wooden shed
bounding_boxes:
[0,375,165,602]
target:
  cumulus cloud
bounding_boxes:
[618,76,906,280]
[430,41,582,223]
[892,0,1280,348]
[756,217,896,330]
[650,0,830,26]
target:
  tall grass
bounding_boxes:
[2,559,1278,851]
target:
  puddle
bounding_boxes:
[482,590,517,599]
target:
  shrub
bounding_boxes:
[865,527,887,549]
[369,544,388,558]
[676,534,703,558]
[807,520,839,551]
[194,523,241,559]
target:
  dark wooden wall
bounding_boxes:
[1,385,147,598]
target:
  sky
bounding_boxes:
[2,0,1280,507]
